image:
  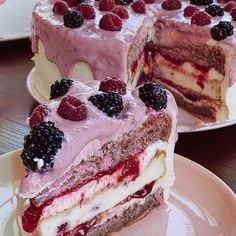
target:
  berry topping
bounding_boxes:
[112,6,129,19]
[211,21,233,40]
[57,95,88,121]
[21,121,64,172]
[50,79,73,100]
[190,0,213,5]
[99,0,115,11]
[76,3,95,19]
[224,1,236,12]
[191,11,211,26]
[115,0,133,5]
[205,4,224,16]
[184,5,199,17]
[64,10,84,28]
[144,0,155,4]
[131,0,146,14]
[88,92,123,117]
[99,77,126,94]
[161,0,182,10]
[64,0,78,7]
[231,6,236,20]
[99,13,122,31]
[139,83,167,111]
[29,105,49,128]
[53,1,69,15]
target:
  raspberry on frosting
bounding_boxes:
[99,77,127,94]
[184,5,199,17]
[224,1,236,12]
[63,0,78,7]
[99,13,122,31]
[57,95,88,121]
[231,6,236,20]
[76,3,95,19]
[112,6,129,19]
[191,11,211,26]
[99,0,115,11]
[162,0,182,10]
[29,105,49,128]
[131,0,146,14]
[144,0,155,4]
[53,1,69,15]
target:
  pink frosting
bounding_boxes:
[19,81,177,197]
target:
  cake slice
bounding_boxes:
[18,78,177,235]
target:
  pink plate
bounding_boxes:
[0,150,236,235]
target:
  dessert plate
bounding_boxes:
[26,68,236,133]
[0,0,37,41]
[1,150,236,236]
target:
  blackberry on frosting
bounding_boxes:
[63,10,84,28]
[211,21,234,40]
[190,0,213,6]
[50,79,73,100]
[205,4,224,16]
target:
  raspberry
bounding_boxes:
[191,11,211,26]
[112,6,129,19]
[21,121,64,172]
[184,5,199,17]
[88,92,123,117]
[139,83,167,111]
[115,0,133,5]
[211,21,233,40]
[205,4,224,16]
[76,3,95,19]
[53,1,69,15]
[131,0,146,14]
[99,77,127,94]
[64,0,78,7]
[99,0,115,11]
[29,105,49,128]
[231,6,236,20]
[99,13,122,31]
[162,0,182,10]
[224,1,236,12]
[144,0,155,3]
[190,0,213,5]
[50,79,73,100]
[64,10,84,28]
[57,95,88,121]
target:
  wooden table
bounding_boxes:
[0,38,236,193]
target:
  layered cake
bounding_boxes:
[32,0,236,121]
[18,78,178,235]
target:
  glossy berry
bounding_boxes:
[21,121,64,172]
[115,0,133,5]
[191,11,211,26]
[112,6,129,19]
[211,21,234,40]
[50,79,73,99]
[99,0,115,11]
[57,95,88,121]
[184,5,199,17]
[29,105,49,128]
[131,0,146,14]
[224,1,236,12]
[231,6,236,20]
[53,1,69,15]
[139,83,167,111]
[161,0,182,10]
[99,77,126,94]
[88,92,123,117]
[76,3,95,19]
[63,0,78,7]
[205,4,224,16]
[99,13,122,31]
[190,0,213,5]
[64,10,84,28]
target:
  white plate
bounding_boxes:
[1,150,236,236]
[0,0,38,41]
[26,69,236,133]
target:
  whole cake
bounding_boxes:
[32,0,236,121]
[18,78,178,235]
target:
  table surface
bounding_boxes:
[0,39,236,193]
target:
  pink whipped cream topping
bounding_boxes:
[19,81,177,198]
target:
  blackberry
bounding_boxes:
[50,79,73,100]
[88,92,123,117]
[190,0,212,6]
[139,83,167,111]
[115,0,133,5]
[63,10,84,29]
[205,4,224,16]
[211,21,233,41]
[21,121,64,172]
